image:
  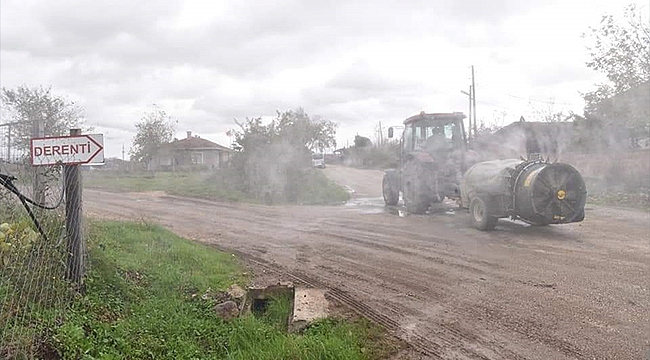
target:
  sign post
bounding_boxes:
[30,130,103,290]
[63,129,85,289]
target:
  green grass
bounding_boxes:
[84,169,350,205]
[83,171,248,202]
[261,295,293,332]
[294,169,350,205]
[4,221,398,359]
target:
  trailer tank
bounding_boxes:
[461,159,586,229]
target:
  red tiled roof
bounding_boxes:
[161,136,233,152]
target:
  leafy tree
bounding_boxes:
[583,4,649,91]
[130,107,176,166]
[582,4,650,145]
[1,85,85,156]
[353,135,372,148]
[233,108,336,153]
[231,108,337,202]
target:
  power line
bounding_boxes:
[476,84,584,107]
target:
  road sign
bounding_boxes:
[30,134,104,166]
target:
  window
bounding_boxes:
[190,152,204,165]
[413,122,458,150]
[160,157,172,166]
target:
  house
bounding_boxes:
[476,119,575,160]
[149,131,233,171]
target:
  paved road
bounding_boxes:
[85,166,649,359]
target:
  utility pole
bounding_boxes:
[469,86,473,140]
[122,143,125,161]
[471,65,477,138]
[460,86,473,141]
[378,121,383,146]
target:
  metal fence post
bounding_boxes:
[64,128,85,290]
[33,115,46,211]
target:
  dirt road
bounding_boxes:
[85,166,649,359]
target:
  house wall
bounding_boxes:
[559,149,650,188]
[150,149,231,171]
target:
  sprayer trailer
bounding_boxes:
[460,159,587,230]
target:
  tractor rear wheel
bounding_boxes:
[470,196,498,231]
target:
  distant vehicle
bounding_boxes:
[312,153,326,168]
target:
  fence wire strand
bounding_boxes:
[0,151,83,359]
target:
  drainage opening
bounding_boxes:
[252,298,271,317]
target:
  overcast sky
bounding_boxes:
[0,0,646,158]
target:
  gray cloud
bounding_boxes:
[2,0,539,76]
[0,0,616,157]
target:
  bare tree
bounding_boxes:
[1,85,85,156]
[529,100,572,123]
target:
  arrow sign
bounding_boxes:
[31,134,104,166]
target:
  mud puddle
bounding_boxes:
[343,197,385,214]
[344,196,461,218]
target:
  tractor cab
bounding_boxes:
[401,112,467,156]
[384,112,470,213]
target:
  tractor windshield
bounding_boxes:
[413,120,461,151]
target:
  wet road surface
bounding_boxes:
[85,166,649,359]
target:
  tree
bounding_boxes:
[231,108,337,202]
[1,85,85,156]
[583,4,649,92]
[353,135,372,148]
[582,4,650,144]
[232,108,336,153]
[529,101,573,123]
[130,107,176,166]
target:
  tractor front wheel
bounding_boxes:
[382,174,399,206]
[404,180,429,214]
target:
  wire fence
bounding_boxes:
[0,154,82,358]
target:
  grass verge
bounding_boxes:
[83,170,248,202]
[3,221,399,359]
[84,169,349,205]
[586,189,650,211]
[294,168,350,205]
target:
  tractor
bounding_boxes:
[382,112,479,214]
[382,111,587,230]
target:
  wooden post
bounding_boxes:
[64,128,85,289]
